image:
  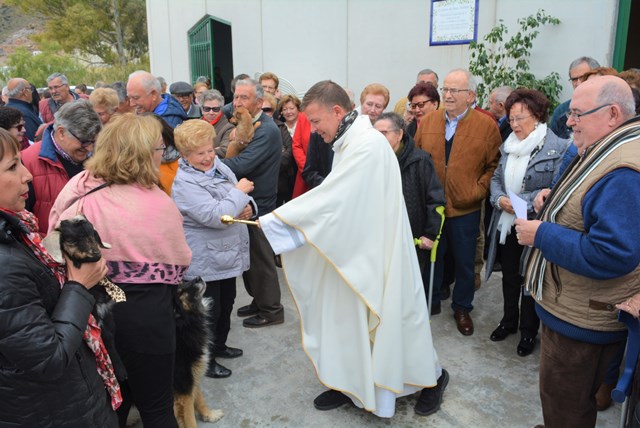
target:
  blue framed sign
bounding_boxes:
[430,0,479,46]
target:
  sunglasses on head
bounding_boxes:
[202,106,221,113]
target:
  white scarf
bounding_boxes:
[497,123,547,244]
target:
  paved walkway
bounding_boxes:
[188,270,622,427]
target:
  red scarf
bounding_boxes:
[0,208,122,410]
[204,114,222,127]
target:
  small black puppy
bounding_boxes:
[44,214,127,381]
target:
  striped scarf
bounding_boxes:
[522,117,640,300]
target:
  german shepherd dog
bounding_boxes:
[43,214,128,381]
[173,278,224,427]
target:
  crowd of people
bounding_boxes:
[0,56,639,428]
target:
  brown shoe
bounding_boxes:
[474,273,481,290]
[454,310,474,336]
[595,382,615,411]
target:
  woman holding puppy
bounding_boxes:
[172,119,255,379]
[0,128,117,427]
[49,113,192,428]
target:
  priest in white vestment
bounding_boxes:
[259,81,447,418]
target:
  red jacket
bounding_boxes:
[291,112,311,198]
[21,126,71,234]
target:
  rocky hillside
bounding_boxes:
[0,1,42,65]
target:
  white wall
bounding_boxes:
[147,0,618,107]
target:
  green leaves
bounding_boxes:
[468,9,562,112]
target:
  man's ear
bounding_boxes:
[332,104,346,117]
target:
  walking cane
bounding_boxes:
[427,206,446,319]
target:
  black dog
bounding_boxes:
[44,214,127,381]
[173,277,223,426]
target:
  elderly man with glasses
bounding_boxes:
[414,68,501,335]
[22,99,101,233]
[515,75,640,428]
[39,73,83,124]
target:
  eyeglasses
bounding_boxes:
[508,115,532,125]
[10,123,25,132]
[565,104,611,123]
[202,106,221,113]
[409,100,433,110]
[154,145,167,154]
[47,83,67,91]
[67,128,95,147]
[440,87,470,95]
[569,74,586,84]
[262,107,274,113]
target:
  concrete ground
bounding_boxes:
[190,269,622,428]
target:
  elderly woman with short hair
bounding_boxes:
[200,89,234,158]
[406,82,440,137]
[485,89,570,356]
[89,88,120,124]
[172,119,255,378]
[49,113,192,427]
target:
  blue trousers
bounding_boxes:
[430,210,480,312]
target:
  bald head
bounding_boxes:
[126,70,162,114]
[568,76,635,153]
[6,78,31,101]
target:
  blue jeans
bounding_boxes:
[430,210,480,312]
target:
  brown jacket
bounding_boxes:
[415,108,501,217]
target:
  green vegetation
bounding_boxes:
[1,0,149,86]
[469,10,562,111]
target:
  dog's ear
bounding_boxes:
[92,227,112,249]
[42,230,65,264]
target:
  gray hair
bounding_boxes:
[199,89,224,106]
[53,99,102,142]
[47,73,69,85]
[375,112,405,133]
[110,81,127,103]
[490,86,514,103]
[447,68,477,92]
[6,79,28,98]
[128,70,161,93]
[569,57,600,73]
[157,76,166,87]
[343,88,355,107]
[417,68,439,83]
[230,73,250,93]
[235,78,264,99]
[597,80,636,119]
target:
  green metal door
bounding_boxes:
[189,18,214,84]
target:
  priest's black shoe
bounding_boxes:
[214,346,243,359]
[243,314,284,328]
[517,336,536,357]
[205,361,231,378]
[236,305,259,317]
[490,324,517,342]
[313,390,351,411]
[415,369,449,416]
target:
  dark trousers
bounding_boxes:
[499,227,539,337]
[539,325,625,428]
[243,226,283,321]
[116,351,178,428]
[205,277,237,350]
[431,210,480,312]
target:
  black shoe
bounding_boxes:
[517,336,536,357]
[492,262,502,272]
[214,346,243,359]
[415,369,449,416]
[205,361,231,378]
[236,305,259,317]
[430,302,441,315]
[490,324,517,342]
[242,314,284,328]
[313,390,351,411]
[441,284,451,300]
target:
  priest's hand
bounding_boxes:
[418,236,434,250]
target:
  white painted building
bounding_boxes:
[146,0,633,106]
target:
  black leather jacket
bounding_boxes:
[0,211,117,427]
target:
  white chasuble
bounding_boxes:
[261,116,438,417]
